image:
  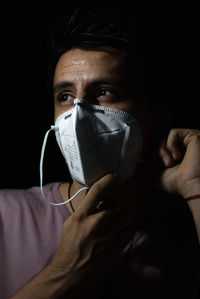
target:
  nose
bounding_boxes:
[75,86,86,100]
[75,91,97,105]
[73,82,99,105]
[75,80,101,103]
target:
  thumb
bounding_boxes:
[81,173,119,215]
[159,165,179,194]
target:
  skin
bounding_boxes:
[12,48,200,298]
[53,48,144,116]
[159,128,200,239]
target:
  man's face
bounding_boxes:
[53,48,153,156]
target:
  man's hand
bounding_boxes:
[159,128,200,198]
[12,173,136,298]
[50,173,136,297]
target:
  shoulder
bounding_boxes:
[0,182,70,251]
[0,183,70,297]
[0,182,70,219]
[0,182,61,202]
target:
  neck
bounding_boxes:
[59,180,88,214]
[59,171,149,218]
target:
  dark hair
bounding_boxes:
[46,8,179,106]
[47,9,139,83]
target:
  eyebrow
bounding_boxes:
[53,77,126,94]
[53,81,74,94]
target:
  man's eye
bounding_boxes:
[96,88,113,97]
[57,93,74,104]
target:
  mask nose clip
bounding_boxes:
[74,98,84,105]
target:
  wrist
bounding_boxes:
[11,263,75,299]
[46,259,80,298]
[181,178,200,199]
[184,194,200,202]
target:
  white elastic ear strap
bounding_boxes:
[40,125,58,198]
[53,186,89,206]
[40,124,89,206]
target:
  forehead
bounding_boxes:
[53,48,127,84]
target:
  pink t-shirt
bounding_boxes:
[0,183,199,298]
[0,183,70,298]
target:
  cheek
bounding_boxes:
[111,100,154,157]
[54,103,65,122]
[54,103,59,122]
[54,102,72,122]
[111,98,137,116]
[126,101,154,158]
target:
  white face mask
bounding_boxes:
[40,98,143,204]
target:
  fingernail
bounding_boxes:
[172,152,176,160]
[162,156,168,166]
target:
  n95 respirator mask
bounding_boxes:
[40,98,143,202]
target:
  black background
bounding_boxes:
[0,5,199,189]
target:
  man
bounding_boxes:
[0,8,199,298]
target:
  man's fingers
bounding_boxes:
[160,129,189,167]
[159,140,174,167]
[159,134,179,167]
[165,129,184,160]
[182,129,200,146]
[80,173,119,215]
[159,129,200,168]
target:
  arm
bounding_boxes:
[10,263,75,299]
[11,173,135,298]
[159,129,200,242]
[187,196,200,242]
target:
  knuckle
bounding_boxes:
[169,128,177,136]
[167,129,179,148]
[192,134,200,143]
[191,129,200,138]
[184,131,200,145]
[73,211,85,223]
